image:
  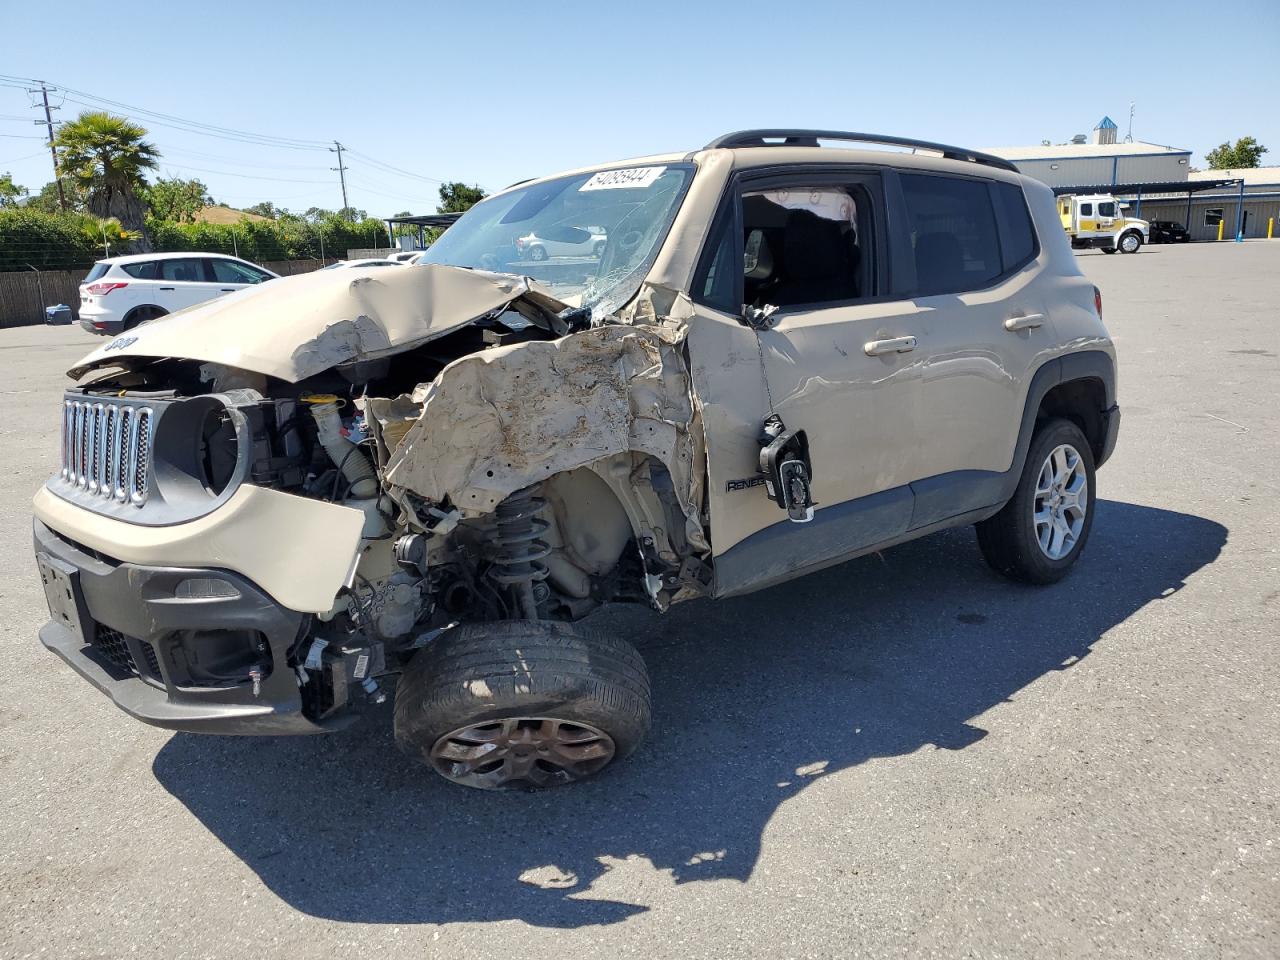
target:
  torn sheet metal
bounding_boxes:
[382,324,700,519]
[68,264,564,383]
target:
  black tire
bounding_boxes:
[124,305,167,330]
[394,619,651,789]
[976,418,1096,584]
[1119,231,1143,254]
[529,245,548,262]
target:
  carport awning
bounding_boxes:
[1051,179,1242,196]
[385,212,463,229]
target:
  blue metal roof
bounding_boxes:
[1095,116,1118,130]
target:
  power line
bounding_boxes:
[345,148,443,184]
[344,176,438,207]
[0,75,456,213]
[56,96,327,152]
[153,161,332,184]
[0,74,330,150]
[0,149,48,165]
[157,144,330,171]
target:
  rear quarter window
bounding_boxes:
[83,263,110,283]
[990,181,1038,272]
[121,260,159,280]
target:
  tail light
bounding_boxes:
[86,281,129,296]
[1093,286,1103,319]
[515,237,526,250]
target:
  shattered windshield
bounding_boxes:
[418,163,693,314]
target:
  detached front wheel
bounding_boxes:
[394,620,651,789]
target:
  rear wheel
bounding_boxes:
[394,620,651,789]
[124,305,167,329]
[528,245,548,262]
[976,418,1096,584]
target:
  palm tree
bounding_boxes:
[55,112,158,250]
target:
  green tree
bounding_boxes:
[27,179,85,214]
[144,177,212,223]
[0,172,27,208]
[1204,137,1268,170]
[243,201,282,219]
[54,111,159,249]
[437,182,486,214]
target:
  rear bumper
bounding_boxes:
[77,301,122,335]
[34,518,339,735]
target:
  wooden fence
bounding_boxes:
[0,259,328,329]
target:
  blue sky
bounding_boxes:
[3,0,1278,216]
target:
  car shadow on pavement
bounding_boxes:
[152,500,1225,929]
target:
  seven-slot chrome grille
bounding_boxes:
[61,398,153,506]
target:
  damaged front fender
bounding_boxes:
[381,324,704,535]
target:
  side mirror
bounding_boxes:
[758,415,815,523]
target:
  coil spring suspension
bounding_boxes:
[489,486,551,619]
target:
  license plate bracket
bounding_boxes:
[36,552,90,645]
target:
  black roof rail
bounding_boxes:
[704,129,1019,173]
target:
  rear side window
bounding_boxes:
[121,260,159,279]
[159,258,206,282]
[83,263,110,283]
[900,173,1001,296]
[990,181,1038,272]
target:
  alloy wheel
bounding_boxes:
[430,716,616,789]
[1033,443,1089,560]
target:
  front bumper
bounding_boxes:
[34,518,339,735]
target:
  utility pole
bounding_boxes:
[29,81,67,211]
[329,141,350,219]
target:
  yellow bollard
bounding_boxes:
[1269,217,1275,239]
[1217,220,1225,241]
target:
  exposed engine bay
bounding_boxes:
[57,265,713,723]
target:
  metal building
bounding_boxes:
[1133,168,1280,241]
[983,128,1193,190]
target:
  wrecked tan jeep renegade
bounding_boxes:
[34,130,1119,789]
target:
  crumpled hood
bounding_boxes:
[68,264,566,383]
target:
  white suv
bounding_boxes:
[78,252,279,335]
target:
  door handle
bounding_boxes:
[863,336,917,357]
[1003,313,1045,332]
[219,288,235,292]
[158,286,175,291]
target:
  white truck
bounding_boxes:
[1058,193,1148,254]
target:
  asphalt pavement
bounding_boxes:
[0,241,1276,959]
